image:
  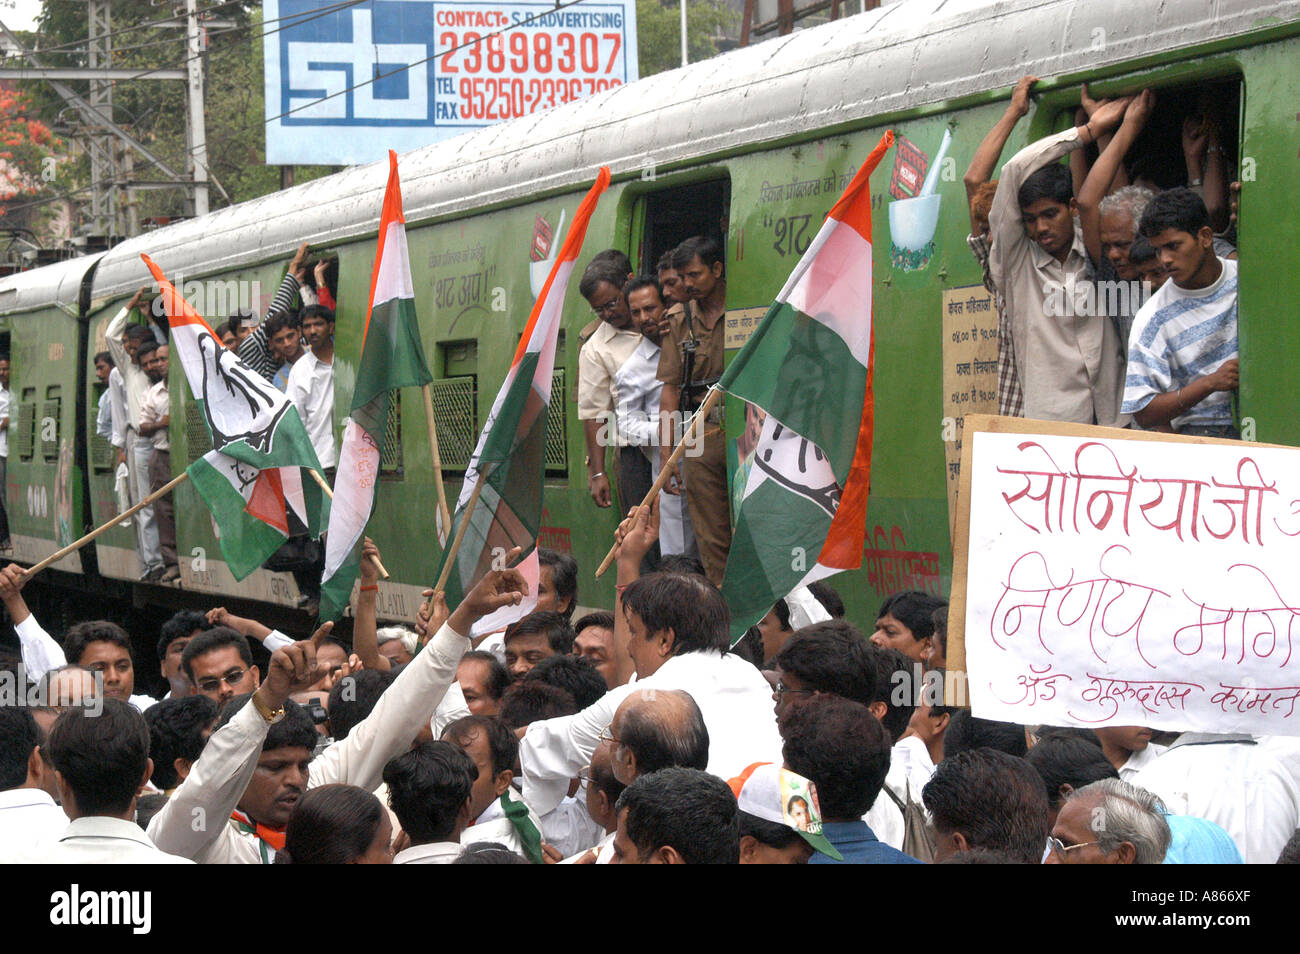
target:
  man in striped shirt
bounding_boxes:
[1122,188,1239,438]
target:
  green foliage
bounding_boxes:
[636,0,739,77]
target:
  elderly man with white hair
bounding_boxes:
[1045,778,1170,864]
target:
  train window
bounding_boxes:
[15,389,35,461]
[90,381,115,474]
[635,177,731,274]
[380,391,403,479]
[431,340,478,473]
[185,400,213,464]
[40,386,61,462]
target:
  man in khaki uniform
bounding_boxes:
[657,235,730,586]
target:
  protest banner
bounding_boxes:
[949,414,1300,737]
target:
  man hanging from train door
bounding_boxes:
[106,287,167,582]
[657,235,730,587]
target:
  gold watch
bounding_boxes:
[251,691,286,724]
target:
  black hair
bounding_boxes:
[656,249,678,272]
[383,740,477,845]
[0,705,38,790]
[1277,830,1300,864]
[587,248,633,277]
[181,627,253,681]
[226,308,257,333]
[806,580,845,618]
[579,263,629,302]
[622,275,664,301]
[621,572,730,655]
[443,714,518,777]
[922,749,1050,863]
[525,653,607,710]
[671,235,724,272]
[134,339,160,363]
[655,553,706,577]
[459,650,509,702]
[157,609,212,661]
[728,626,765,667]
[779,694,890,818]
[939,847,1029,864]
[931,606,948,657]
[46,698,150,816]
[123,324,154,343]
[538,547,578,618]
[876,590,947,643]
[618,689,709,775]
[770,598,792,632]
[134,792,170,832]
[327,668,394,741]
[944,711,1028,759]
[503,610,575,657]
[738,810,804,850]
[217,694,319,754]
[264,310,301,339]
[63,620,132,667]
[300,304,335,325]
[454,843,531,864]
[93,350,114,369]
[616,767,739,864]
[1128,235,1158,264]
[868,645,917,743]
[574,610,615,636]
[1138,186,1211,239]
[1017,162,1073,208]
[499,680,577,729]
[213,321,232,340]
[775,620,877,706]
[144,695,218,790]
[1024,735,1118,810]
[275,784,384,864]
[591,745,627,806]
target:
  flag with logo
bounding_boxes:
[141,254,328,580]
[431,167,610,636]
[719,131,894,644]
[319,150,435,621]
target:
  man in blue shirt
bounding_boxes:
[779,694,919,864]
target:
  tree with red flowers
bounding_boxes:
[0,85,61,222]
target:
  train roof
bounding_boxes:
[0,252,102,316]
[14,0,1300,303]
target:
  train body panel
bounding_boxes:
[0,0,1296,635]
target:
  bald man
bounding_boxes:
[608,688,709,786]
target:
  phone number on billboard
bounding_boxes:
[435,29,626,124]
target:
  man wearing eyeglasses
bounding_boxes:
[181,628,261,707]
[577,261,647,514]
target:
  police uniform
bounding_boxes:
[657,298,730,585]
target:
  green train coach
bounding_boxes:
[1,0,1296,673]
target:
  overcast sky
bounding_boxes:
[0,0,43,33]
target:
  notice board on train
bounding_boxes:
[264,0,639,165]
[948,415,1300,737]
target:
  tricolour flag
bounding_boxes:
[319,151,434,621]
[142,254,328,580]
[432,167,611,636]
[719,131,894,644]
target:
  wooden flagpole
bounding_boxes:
[424,466,490,611]
[20,472,190,580]
[306,467,389,579]
[421,384,453,544]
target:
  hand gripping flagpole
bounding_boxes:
[594,385,723,578]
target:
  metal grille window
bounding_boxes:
[90,385,115,473]
[15,401,34,460]
[429,377,477,472]
[40,397,61,461]
[186,401,213,463]
[545,368,567,475]
[380,392,403,477]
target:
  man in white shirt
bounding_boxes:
[147,564,528,863]
[1133,733,1300,865]
[105,287,166,580]
[18,699,191,864]
[285,305,337,471]
[137,341,178,581]
[0,705,68,860]
[384,740,477,864]
[0,352,10,549]
[519,563,782,817]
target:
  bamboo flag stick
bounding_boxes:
[20,471,190,580]
[594,386,723,579]
[307,467,389,579]
[421,384,453,545]
[424,466,490,612]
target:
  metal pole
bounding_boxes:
[186,0,209,216]
[680,0,687,67]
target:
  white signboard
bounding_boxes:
[264,0,638,166]
[964,429,1300,737]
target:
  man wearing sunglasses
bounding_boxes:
[181,628,261,707]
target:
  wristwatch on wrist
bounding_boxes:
[251,691,286,724]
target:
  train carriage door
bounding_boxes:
[634,177,732,276]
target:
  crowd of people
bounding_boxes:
[2,495,1298,864]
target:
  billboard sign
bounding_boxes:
[264,0,639,166]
